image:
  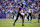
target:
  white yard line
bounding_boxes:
[0,22,40,24]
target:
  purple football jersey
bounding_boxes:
[19,6,25,11]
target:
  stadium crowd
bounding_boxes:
[0,0,40,19]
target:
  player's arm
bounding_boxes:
[38,12,39,16]
[23,9,25,13]
[18,9,20,13]
[23,9,25,18]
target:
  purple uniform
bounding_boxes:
[19,6,25,11]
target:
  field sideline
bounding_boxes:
[0,19,40,27]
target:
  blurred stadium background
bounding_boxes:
[0,0,40,27]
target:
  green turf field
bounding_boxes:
[0,19,40,27]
